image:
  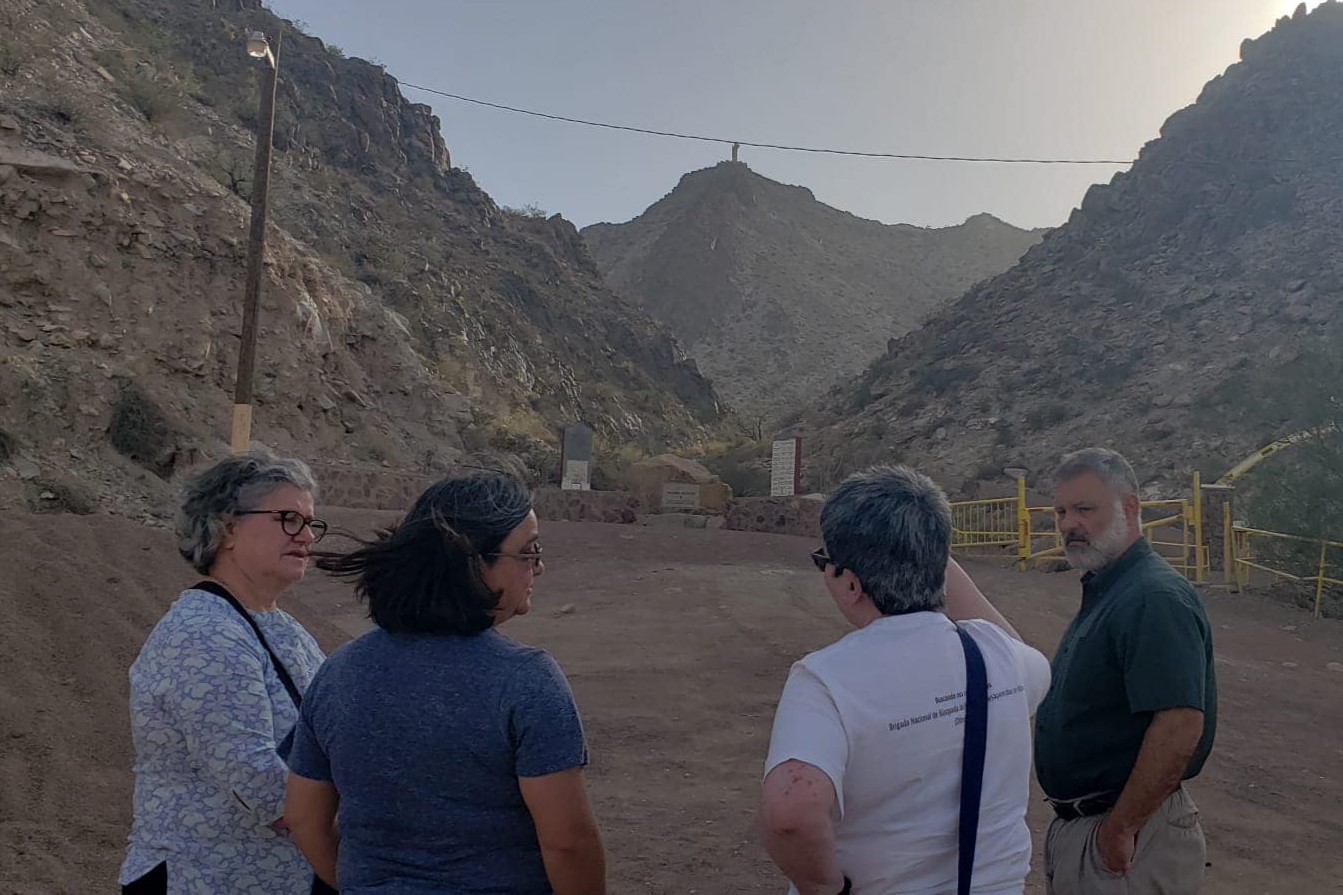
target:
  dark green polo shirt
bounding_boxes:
[1034,539,1217,800]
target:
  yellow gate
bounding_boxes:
[950,478,1028,563]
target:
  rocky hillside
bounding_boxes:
[582,162,1041,419]
[0,0,719,515]
[801,2,1343,495]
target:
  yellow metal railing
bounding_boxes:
[1230,525,1343,618]
[950,474,1208,582]
[950,478,1035,572]
[1022,503,1063,567]
[949,496,1020,550]
[1142,499,1196,580]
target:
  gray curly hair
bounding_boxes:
[176,452,319,574]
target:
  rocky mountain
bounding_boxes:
[581,162,1042,419]
[800,1,1343,495]
[0,0,721,515]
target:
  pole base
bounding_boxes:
[230,404,253,453]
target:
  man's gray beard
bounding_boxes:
[1064,505,1133,572]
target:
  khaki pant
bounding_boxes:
[1045,787,1206,894]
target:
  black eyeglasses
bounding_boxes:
[811,547,842,575]
[484,544,544,570]
[235,509,328,542]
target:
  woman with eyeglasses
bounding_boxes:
[284,470,605,895]
[120,453,330,895]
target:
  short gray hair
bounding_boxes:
[820,465,951,615]
[176,452,319,574]
[1053,447,1139,496]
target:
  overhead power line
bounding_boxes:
[398,82,1135,166]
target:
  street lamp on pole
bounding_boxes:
[245,30,275,66]
[230,30,281,453]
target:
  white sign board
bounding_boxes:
[561,460,591,491]
[661,482,701,510]
[771,438,801,497]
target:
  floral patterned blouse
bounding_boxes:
[120,587,326,894]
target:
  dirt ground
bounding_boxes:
[2,509,1342,894]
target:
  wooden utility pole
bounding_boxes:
[231,31,281,452]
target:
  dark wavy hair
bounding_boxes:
[316,471,533,635]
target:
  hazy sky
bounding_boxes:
[265,0,1323,231]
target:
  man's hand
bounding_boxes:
[1099,706,1204,875]
[1095,813,1137,874]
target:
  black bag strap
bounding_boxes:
[954,623,989,895]
[194,580,302,709]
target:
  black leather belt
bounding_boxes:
[1046,791,1118,821]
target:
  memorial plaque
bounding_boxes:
[661,482,701,510]
[560,424,593,490]
[771,437,802,497]
[561,460,591,491]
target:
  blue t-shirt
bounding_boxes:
[287,627,588,894]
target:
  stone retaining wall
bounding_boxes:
[310,465,813,537]
[310,464,431,512]
[725,496,823,539]
[533,488,642,524]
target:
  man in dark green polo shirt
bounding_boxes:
[1035,448,1216,895]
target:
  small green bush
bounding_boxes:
[0,41,24,76]
[913,363,977,395]
[107,381,178,478]
[1025,402,1071,432]
[125,76,175,122]
[503,203,548,219]
[31,478,96,515]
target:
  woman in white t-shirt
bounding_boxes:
[761,465,1050,895]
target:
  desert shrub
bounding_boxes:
[0,41,24,76]
[912,363,978,395]
[1024,402,1072,432]
[502,203,548,219]
[107,381,178,478]
[124,75,174,122]
[701,440,771,497]
[31,478,96,515]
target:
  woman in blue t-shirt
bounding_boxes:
[284,471,606,895]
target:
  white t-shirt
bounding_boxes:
[764,613,1051,895]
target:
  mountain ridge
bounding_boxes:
[798,1,1343,494]
[0,0,721,514]
[582,161,1043,418]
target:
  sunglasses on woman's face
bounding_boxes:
[811,547,842,575]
